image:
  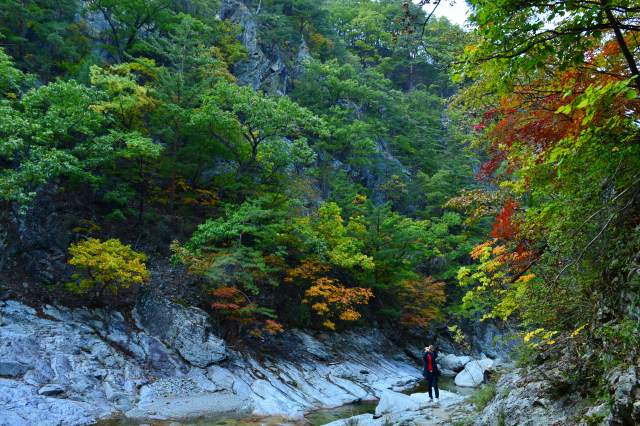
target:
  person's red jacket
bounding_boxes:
[422,350,441,377]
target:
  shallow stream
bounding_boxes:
[95,378,478,426]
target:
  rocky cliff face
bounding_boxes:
[0,289,426,425]
[0,188,77,288]
[219,0,310,95]
[217,0,415,206]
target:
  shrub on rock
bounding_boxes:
[67,238,150,302]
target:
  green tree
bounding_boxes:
[460,0,640,89]
[192,80,326,184]
[349,200,422,292]
[171,197,285,331]
[0,0,87,80]
[258,0,333,51]
[141,14,234,214]
[89,63,162,223]
[0,57,112,210]
[441,0,640,374]
[83,0,173,63]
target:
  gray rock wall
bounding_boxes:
[0,189,76,285]
[133,289,226,368]
[0,294,425,424]
[220,0,311,95]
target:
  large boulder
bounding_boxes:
[439,354,464,372]
[469,319,521,359]
[375,390,420,415]
[472,365,586,426]
[455,359,494,388]
[133,290,226,368]
[410,389,465,407]
[457,355,473,366]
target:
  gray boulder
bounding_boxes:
[0,378,98,426]
[472,366,583,426]
[0,361,30,377]
[23,359,55,385]
[375,390,420,415]
[38,384,67,396]
[134,289,227,368]
[439,354,464,372]
[455,359,494,387]
[457,355,473,366]
[290,329,332,360]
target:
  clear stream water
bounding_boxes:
[95,377,478,426]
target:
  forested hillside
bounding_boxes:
[0,0,483,336]
[1,0,640,422]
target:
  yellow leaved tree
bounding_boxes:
[67,238,150,303]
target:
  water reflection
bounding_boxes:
[305,401,378,426]
[96,417,298,426]
[96,402,378,426]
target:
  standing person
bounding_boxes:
[422,345,440,402]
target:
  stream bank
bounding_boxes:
[0,289,501,425]
[0,292,419,425]
[93,387,478,426]
[92,378,484,426]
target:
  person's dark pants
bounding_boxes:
[426,371,439,399]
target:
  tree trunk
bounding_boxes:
[603,1,640,90]
[138,181,145,225]
[169,171,176,214]
[94,282,108,306]
[169,116,181,215]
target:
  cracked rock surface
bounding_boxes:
[0,293,425,424]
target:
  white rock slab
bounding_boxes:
[410,389,465,406]
[455,359,494,387]
[375,390,420,415]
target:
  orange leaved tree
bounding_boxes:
[303,277,374,330]
[210,285,284,338]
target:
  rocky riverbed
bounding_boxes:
[91,389,476,426]
[0,290,426,425]
[0,286,513,426]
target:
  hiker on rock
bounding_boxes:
[423,344,440,402]
[483,365,495,384]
